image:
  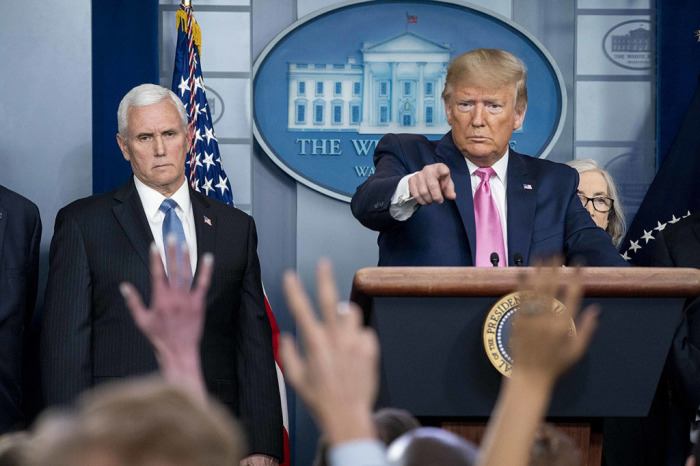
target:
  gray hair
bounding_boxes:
[117,84,188,136]
[566,158,626,247]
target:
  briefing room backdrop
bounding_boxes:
[2,0,699,465]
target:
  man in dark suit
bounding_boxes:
[351,49,625,267]
[651,212,700,462]
[0,185,41,433]
[41,84,282,465]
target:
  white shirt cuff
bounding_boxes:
[328,439,387,466]
[389,173,420,221]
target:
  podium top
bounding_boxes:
[351,267,700,300]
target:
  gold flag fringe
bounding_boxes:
[176,8,202,57]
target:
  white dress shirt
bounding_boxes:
[134,177,198,276]
[389,150,510,265]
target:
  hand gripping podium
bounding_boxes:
[350,267,700,466]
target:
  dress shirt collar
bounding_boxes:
[464,149,509,183]
[133,176,191,220]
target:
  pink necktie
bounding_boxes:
[474,167,506,267]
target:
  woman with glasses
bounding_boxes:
[565,159,626,247]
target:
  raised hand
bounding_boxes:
[120,239,213,401]
[511,265,599,385]
[281,259,380,445]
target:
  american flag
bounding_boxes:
[172,5,290,464]
[406,12,418,23]
[172,4,233,204]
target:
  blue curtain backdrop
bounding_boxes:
[92,0,159,194]
[657,0,700,166]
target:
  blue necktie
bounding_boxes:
[159,199,192,285]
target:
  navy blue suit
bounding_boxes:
[0,185,41,433]
[351,132,627,267]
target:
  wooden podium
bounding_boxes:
[350,267,700,466]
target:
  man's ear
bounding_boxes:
[186,124,194,151]
[513,104,527,131]
[116,133,131,162]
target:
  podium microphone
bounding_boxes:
[513,253,524,267]
[490,252,500,267]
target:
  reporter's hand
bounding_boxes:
[281,259,379,445]
[511,265,599,386]
[120,241,213,400]
[408,163,456,205]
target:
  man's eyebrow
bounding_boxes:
[135,132,154,138]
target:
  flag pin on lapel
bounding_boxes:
[204,216,212,226]
[523,184,533,190]
[0,212,3,220]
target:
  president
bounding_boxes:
[351,49,626,267]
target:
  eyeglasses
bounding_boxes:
[577,194,613,213]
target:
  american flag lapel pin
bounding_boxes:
[523,184,533,190]
[0,212,3,220]
[204,216,212,226]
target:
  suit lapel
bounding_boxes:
[506,151,537,265]
[112,178,153,270]
[0,188,6,269]
[435,132,477,262]
[190,188,217,280]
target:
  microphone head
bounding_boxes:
[514,253,524,266]
[490,252,499,267]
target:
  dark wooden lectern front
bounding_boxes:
[350,267,700,466]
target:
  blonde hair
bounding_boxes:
[29,377,245,466]
[442,49,528,113]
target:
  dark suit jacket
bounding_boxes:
[351,132,627,267]
[653,213,700,413]
[40,178,282,458]
[0,185,41,433]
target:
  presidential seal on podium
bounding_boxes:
[482,292,576,377]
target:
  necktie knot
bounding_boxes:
[475,166,496,182]
[159,198,179,214]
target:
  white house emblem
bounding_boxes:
[253,1,566,202]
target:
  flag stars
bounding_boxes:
[684,211,692,218]
[669,215,681,224]
[191,152,203,169]
[194,128,204,144]
[641,230,655,243]
[621,251,631,261]
[203,151,215,171]
[215,175,230,196]
[194,76,204,95]
[202,177,214,196]
[654,221,667,232]
[628,240,641,253]
[204,126,217,145]
[177,76,190,97]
